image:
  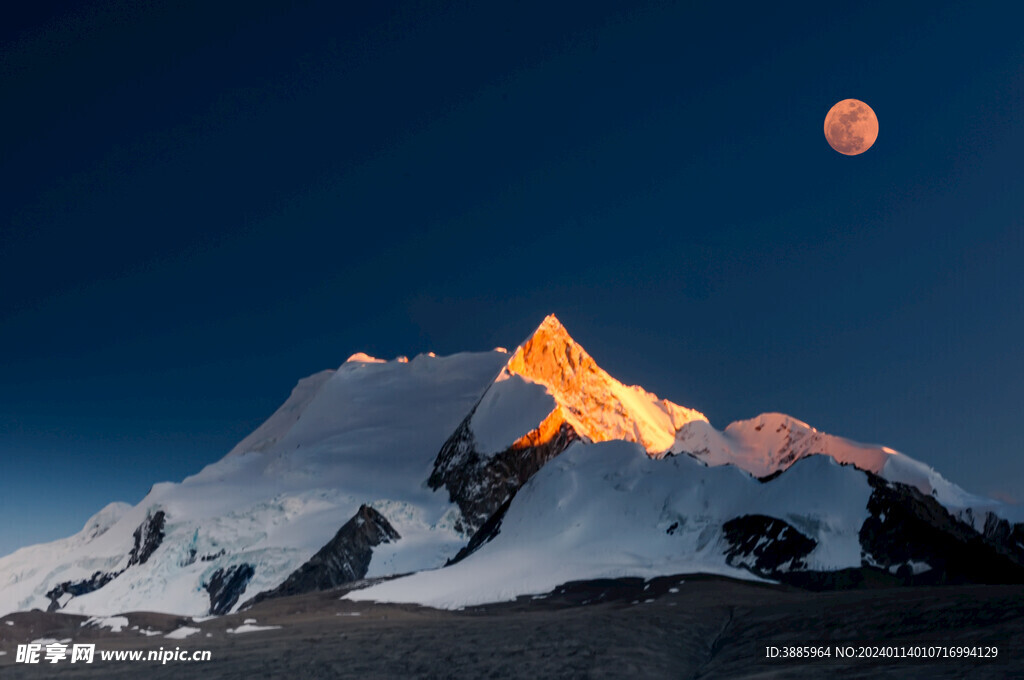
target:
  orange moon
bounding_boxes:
[824,99,878,155]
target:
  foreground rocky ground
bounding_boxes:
[1,576,1021,679]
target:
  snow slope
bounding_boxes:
[348,440,874,609]
[469,373,556,455]
[225,369,335,458]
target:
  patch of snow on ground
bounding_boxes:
[85,615,129,632]
[165,626,201,640]
[227,624,282,634]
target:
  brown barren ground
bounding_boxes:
[1,576,1021,678]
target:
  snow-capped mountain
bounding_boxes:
[2,315,1022,618]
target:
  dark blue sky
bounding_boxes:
[2,0,1022,557]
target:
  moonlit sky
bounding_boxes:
[2,1,1022,557]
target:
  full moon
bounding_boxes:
[824,99,878,155]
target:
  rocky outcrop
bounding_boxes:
[245,505,399,607]
[127,510,165,567]
[205,564,255,615]
[973,511,1024,564]
[45,571,120,612]
[715,474,1024,590]
[44,510,167,612]
[859,476,1024,585]
[445,492,517,566]
[430,408,579,534]
[722,515,817,577]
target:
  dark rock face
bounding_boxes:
[205,564,256,615]
[859,476,1024,585]
[722,515,816,577]
[756,469,785,484]
[446,492,517,566]
[246,505,399,607]
[716,473,1024,591]
[429,408,580,535]
[45,510,168,612]
[975,511,1024,564]
[45,571,120,612]
[127,510,166,567]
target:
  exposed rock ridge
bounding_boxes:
[205,564,255,615]
[958,508,1024,564]
[45,571,119,612]
[245,505,400,607]
[127,510,166,567]
[430,407,580,534]
[859,476,1024,584]
[722,515,817,577]
[446,491,518,566]
[709,471,1024,591]
[45,509,167,612]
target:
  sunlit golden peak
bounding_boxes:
[345,352,386,364]
[501,315,708,456]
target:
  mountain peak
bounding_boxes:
[507,315,596,390]
[533,313,567,334]
[496,316,707,455]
